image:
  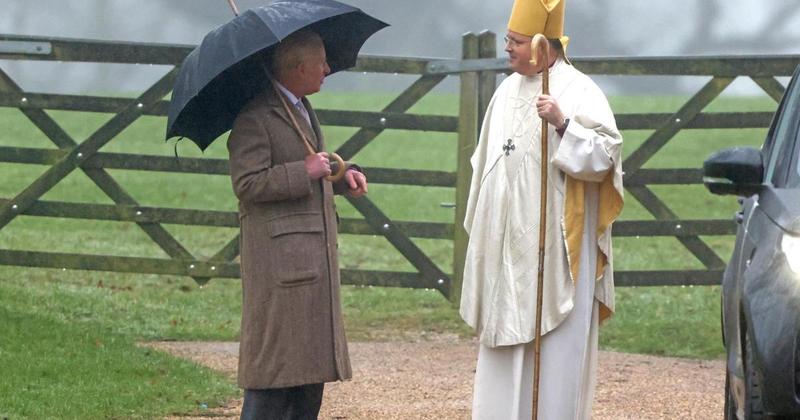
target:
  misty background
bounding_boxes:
[2,0,799,96]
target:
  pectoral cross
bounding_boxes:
[503,139,515,156]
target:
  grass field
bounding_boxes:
[0,87,777,418]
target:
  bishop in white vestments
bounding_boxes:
[459,1,624,418]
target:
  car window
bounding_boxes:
[765,66,800,187]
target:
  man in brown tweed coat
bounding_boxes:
[227,29,368,419]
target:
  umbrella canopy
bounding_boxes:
[166,0,388,150]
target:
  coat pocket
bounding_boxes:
[267,212,326,287]
[268,213,325,237]
[277,269,319,287]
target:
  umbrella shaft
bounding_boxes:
[226,0,240,16]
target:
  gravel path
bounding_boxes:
[150,339,724,419]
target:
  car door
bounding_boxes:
[736,65,800,285]
[726,65,800,388]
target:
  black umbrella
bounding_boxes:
[166,0,388,150]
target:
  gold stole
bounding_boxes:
[562,172,623,323]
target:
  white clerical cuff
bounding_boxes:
[552,122,613,183]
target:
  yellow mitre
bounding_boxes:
[508,0,570,60]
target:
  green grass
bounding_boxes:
[0,306,234,419]
[0,270,240,419]
[0,91,778,417]
[600,286,723,359]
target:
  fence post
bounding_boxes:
[477,31,498,123]
[451,33,480,306]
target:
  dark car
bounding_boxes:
[704,64,800,419]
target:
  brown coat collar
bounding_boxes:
[262,85,323,152]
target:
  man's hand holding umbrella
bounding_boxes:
[305,152,367,196]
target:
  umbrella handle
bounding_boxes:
[326,153,347,182]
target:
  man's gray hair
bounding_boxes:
[268,30,325,79]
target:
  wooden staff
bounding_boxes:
[226,0,346,182]
[530,33,550,420]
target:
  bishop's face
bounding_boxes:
[505,30,539,76]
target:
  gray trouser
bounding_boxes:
[240,383,324,420]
